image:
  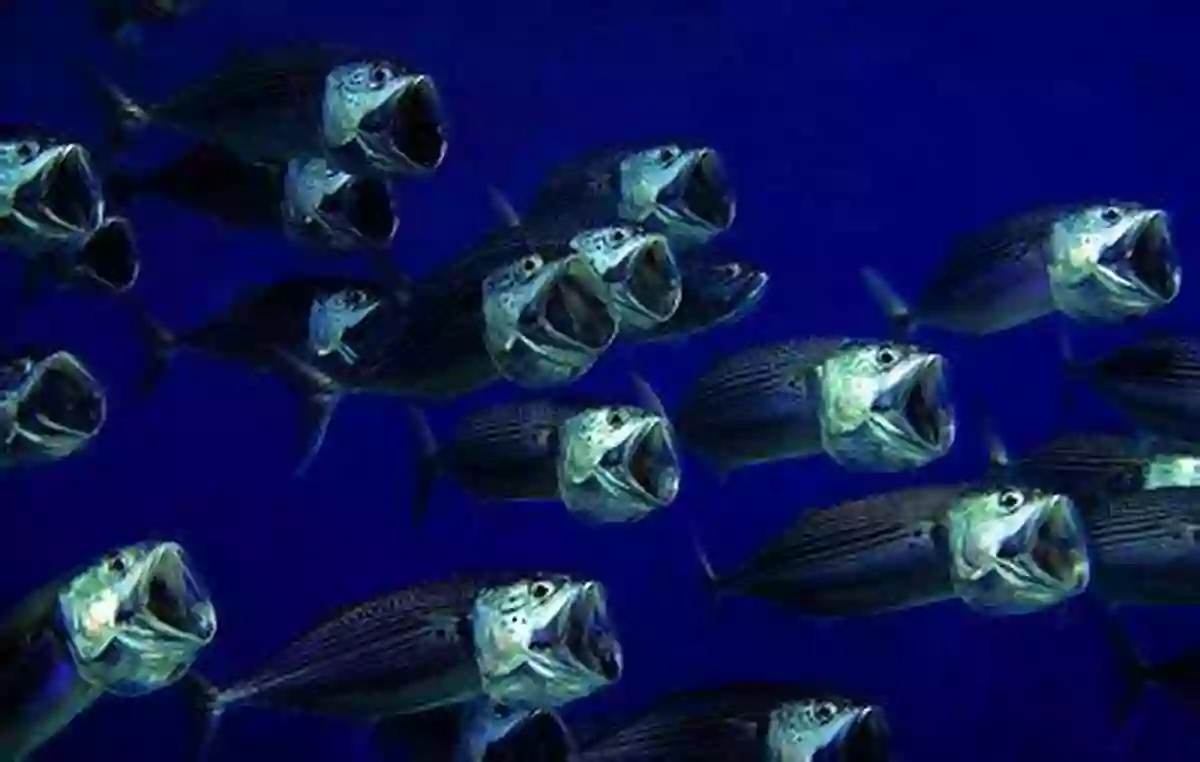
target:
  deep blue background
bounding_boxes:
[3,1,1200,760]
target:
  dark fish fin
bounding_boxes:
[373,706,464,762]
[87,73,151,156]
[266,347,342,477]
[487,185,523,228]
[686,516,725,614]
[1089,598,1150,725]
[860,267,914,337]
[181,672,226,762]
[132,304,177,400]
[484,710,577,762]
[630,372,668,419]
[407,404,441,526]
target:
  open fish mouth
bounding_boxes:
[1123,212,1178,301]
[136,545,215,643]
[15,147,102,237]
[627,420,681,505]
[75,216,139,293]
[669,150,735,231]
[318,176,397,247]
[562,584,622,683]
[623,236,682,324]
[15,352,105,443]
[532,264,618,352]
[379,76,447,172]
[998,498,1089,590]
[901,359,950,447]
[836,708,892,762]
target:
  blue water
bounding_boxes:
[3,1,1200,760]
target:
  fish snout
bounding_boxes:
[7,351,106,461]
[564,582,623,685]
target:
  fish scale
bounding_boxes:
[1086,489,1200,605]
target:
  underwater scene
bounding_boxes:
[0,0,1198,760]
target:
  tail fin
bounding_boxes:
[407,405,441,526]
[860,267,915,337]
[88,73,151,155]
[181,673,226,762]
[1092,601,1150,725]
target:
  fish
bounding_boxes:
[133,276,410,474]
[0,540,216,759]
[622,252,769,344]
[184,573,622,760]
[97,45,448,176]
[521,144,736,253]
[0,348,107,468]
[695,484,1090,617]
[90,0,202,47]
[677,338,955,476]
[1082,487,1200,605]
[861,202,1180,336]
[484,683,889,762]
[410,377,681,525]
[107,144,399,254]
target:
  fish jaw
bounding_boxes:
[283,158,398,251]
[569,226,682,329]
[472,578,622,710]
[557,406,682,523]
[0,143,104,254]
[56,541,217,696]
[0,350,106,466]
[71,216,140,293]
[620,146,736,251]
[483,254,618,388]
[1047,205,1181,322]
[946,487,1091,615]
[817,343,956,471]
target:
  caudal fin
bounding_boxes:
[1091,601,1150,725]
[181,673,226,762]
[407,405,441,526]
[860,267,915,337]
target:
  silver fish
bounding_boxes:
[282,157,398,250]
[0,131,104,255]
[566,225,681,329]
[0,349,106,467]
[623,254,769,344]
[0,541,216,759]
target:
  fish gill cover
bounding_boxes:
[0,1,1197,761]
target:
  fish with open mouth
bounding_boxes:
[107,144,399,255]
[183,573,622,761]
[0,540,216,759]
[97,45,448,177]
[677,338,955,476]
[133,276,410,474]
[861,202,1180,336]
[480,683,890,762]
[695,484,1090,616]
[622,252,769,344]
[0,348,107,468]
[409,377,681,525]
[522,143,736,252]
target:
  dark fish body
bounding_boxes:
[709,486,962,616]
[1078,335,1200,443]
[624,254,768,344]
[1083,488,1200,605]
[989,434,1152,499]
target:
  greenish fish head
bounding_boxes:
[483,252,618,388]
[817,341,956,471]
[1046,203,1180,322]
[282,158,397,251]
[0,137,103,252]
[768,697,890,762]
[307,287,382,364]
[567,225,681,329]
[618,145,735,249]
[323,61,447,176]
[557,405,682,523]
[472,576,622,710]
[947,486,1091,615]
[0,350,106,466]
[1144,453,1200,489]
[56,540,217,696]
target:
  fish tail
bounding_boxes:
[860,267,915,337]
[1092,602,1150,725]
[406,405,440,526]
[182,673,228,762]
[89,73,151,155]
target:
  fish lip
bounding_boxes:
[317,175,398,248]
[622,236,682,324]
[133,543,217,645]
[529,260,618,353]
[15,145,103,239]
[380,75,447,173]
[1119,211,1179,302]
[74,216,139,293]
[563,583,622,683]
[15,351,106,444]
[837,707,892,762]
[665,149,735,231]
[899,356,950,448]
[1000,496,1090,591]
[625,418,681,505]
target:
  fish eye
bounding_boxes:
[1101,207,1122,223]
[14,141,37,162]
[814,703,837,722]
[521,255,542,273]
[108,555,127,573]
[875,346,899,367]
[607,410,625,427]
[531,581,554,599]
[369,65,391,85]
[657,147,678,163]
[611,229,627,243]
[998,489,1026,511]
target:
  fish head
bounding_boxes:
[817,341,956,471]
[1144,453,1200,489]
[70,216,139,293]
[767,697,890,762]
[618,144,735,249]
[307,287,380,360]
[483,252,618,388]
[323,62,447,176]
[691,259,770,324]
[0,349,106,466]
[568,225,681,329]
[282,158,398,250]
[472,575,622,709]
[56,540,217,695]
[946,485,1091,614]
[0,135,103,252]
[557,404,682,523]
[1046,204,1180,322]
